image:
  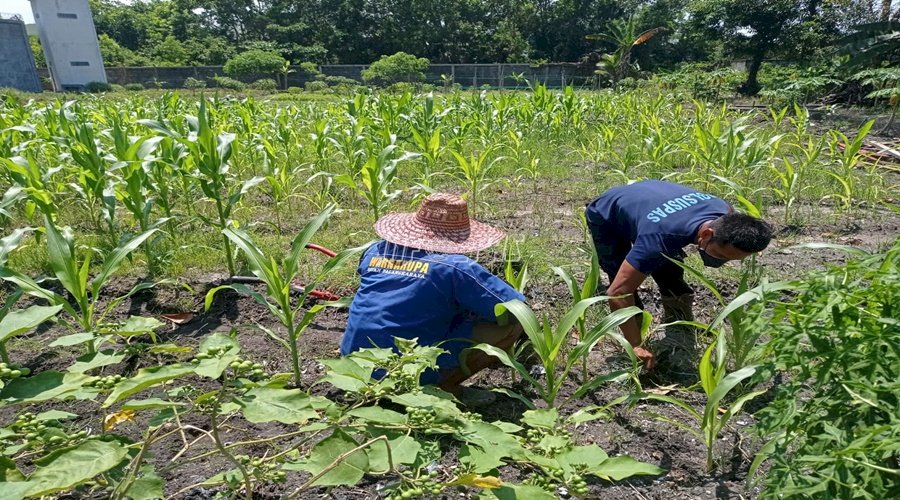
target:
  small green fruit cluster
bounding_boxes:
[568,473,589,495]
[406,407,436,427]
[9,413,87,450]
[227,358,265,378]
[393,371,419,392]
[0,362,30,380]
[191,345,228,362]
[85,374,124,390]
[234,454,286,482]
[387,470,442,499]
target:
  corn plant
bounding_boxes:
[471,298,646,408]
[140,99,263,276]
[554,246,601,382]
[205,205,365,386]
[449,146,504,214]
[824,119,874,210]
[334,140,418,220]
[635,332,765,471]
[0,216,158,354]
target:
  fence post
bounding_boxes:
[498,64,503,90]
[561,66,566,88]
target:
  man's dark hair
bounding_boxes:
[709,213,772,253]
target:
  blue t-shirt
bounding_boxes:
[586,180,730,274]
[341,241,525,371]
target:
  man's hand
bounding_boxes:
[633,346,656,370]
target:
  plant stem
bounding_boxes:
[214,194,236,276]
[210,390,253,500]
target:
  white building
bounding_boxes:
[30,0,107,91]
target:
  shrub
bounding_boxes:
[304,80,329,92]
[183,77,207,89]
[388,82,418,94]
[249,78,278,91]
[212,76,246,91]
[110,84,126,92]
[298,62,323,79]
[361,52,429,86]
[84,81,113,93]
[124,83,145,91]
[323,75,359,87]
[287,86,303,94]
[224,50,287,78]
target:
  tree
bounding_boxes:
[29,36,45,68]
[689,0,805,95]
[223,50,289,79]
[361,52,430,86]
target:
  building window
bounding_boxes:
[70,61,90,67]
[58,13,78,19]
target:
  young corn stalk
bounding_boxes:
[450,146,504,215]
[554,245,601,383]
[205,205,366,386]
[334,139,418,220]
[824,119,874,211]
[635,332,765,472]
[471,298,646,408]
[0,216,158,354]
[139,99,264,276]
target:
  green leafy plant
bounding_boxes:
[205,206,364,386]
[471,298,646,408]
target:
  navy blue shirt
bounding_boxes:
[341,241,525,372]
[586,180,730,274]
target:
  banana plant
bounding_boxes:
[471,298,646,408]
[634,332,765,471]
[0,216,159,354]
[204,205,367,386]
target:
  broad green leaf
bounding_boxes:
[588,455,665,481]
[366,432,421,472]
[347,406,406,425]
[34,410,78,422]
[127,466,165,500]
[237,387,318,424]
[193,332,240,379]
[116,316,165,337]
[0,455,24,482]
[0,304,63,344]
[68,350,126,374]
[0,371,93,403]
[460,444,506,473]
[103,364,196,407]
[292,428,369,487]
[122,398,186,410]
[42,215,81,301]
[521,408,559,429]
[558,445,609,469]
[494,300,545,359]
[705,365,759,424]
[48,332,95,347]
[490,483,555,500]
[24,440,129,496]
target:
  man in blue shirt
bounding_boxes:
[586,180,772,370]
[342,193,524,398]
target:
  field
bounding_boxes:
[0,87,898,499]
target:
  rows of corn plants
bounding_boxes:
[0,87,897,497]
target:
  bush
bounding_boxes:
[249,78,278,91]
[84,81,113,93]
[110,84,126,92]
[298,62,323,79]
[212,76,246,91]
[361,52,429,86]
[224,50,287,77]
[183,77,207,90]
[304,80,329,92]
[124,83,145,91]
[323,75,359,87]
[287,86,303,94]
[387,82,418,94]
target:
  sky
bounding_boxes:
[4,0,35,23]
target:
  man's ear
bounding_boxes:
[697,225,714,243]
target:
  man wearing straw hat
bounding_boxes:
[341,193,524,403]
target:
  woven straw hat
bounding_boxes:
[374,193,505,253]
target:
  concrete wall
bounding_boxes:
[0,18,42,92]
[31,0,107,91]
[37,63,594,90]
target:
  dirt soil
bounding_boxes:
[1,205,897,500]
